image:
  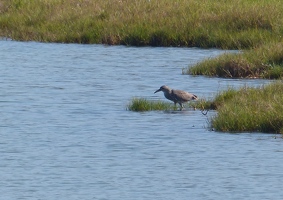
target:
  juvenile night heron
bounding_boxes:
[154,85,198,109]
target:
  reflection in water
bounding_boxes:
[0,41,281,200]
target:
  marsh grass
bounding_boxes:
[1,0,283,49]
[127,98,199,112]
[186,42,283,79]
[127,98,176,112]
[195,82,283,133]
[192,88,240,110]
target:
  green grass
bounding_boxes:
[1,0,283,49]
[194,82,283,133]
[186,42,283,79]
[127,98,176,112]
[192,87,240,110]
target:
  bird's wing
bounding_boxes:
[172,90,195,101]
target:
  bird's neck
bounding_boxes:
[166,89,172,94]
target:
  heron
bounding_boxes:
[154,85,198,109]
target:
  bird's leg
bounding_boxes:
[174,102,178,110]
[179,103,184,111]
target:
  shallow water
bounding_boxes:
[0,40,282,200]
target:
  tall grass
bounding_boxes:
[1,0,283,49]
[186,42,283,79]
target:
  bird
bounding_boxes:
[154,85,198,109]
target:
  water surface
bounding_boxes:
[0,41,282,200]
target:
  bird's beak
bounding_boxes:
[154,89,161,94]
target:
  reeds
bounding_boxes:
[1,0,283,49]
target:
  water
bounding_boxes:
[0,40,282,200]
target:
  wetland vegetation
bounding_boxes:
[1,0,283,133]
[127,98,175,112]
[0,0,282,48]
[210,82,283,133]
[185,42,283,79]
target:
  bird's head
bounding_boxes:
[154,85,171,93]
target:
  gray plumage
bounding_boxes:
[154,85,198,109]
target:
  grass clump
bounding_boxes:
[1,0,283,49]
[127,98,175,112]
[192,88,240,110]
[186,42,283,79]
[198,82,283,133]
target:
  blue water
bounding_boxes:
[0,40,282,200]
